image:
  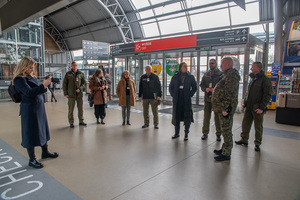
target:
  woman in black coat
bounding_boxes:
[169,62,197,141]
[13,56,58,169]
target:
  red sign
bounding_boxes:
[134,35,197,52]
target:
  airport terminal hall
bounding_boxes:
[1,0,300,200]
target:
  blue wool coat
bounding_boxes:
[14,76,50,148]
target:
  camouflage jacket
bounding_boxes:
[200,68,223,102]
[212,68,240,112]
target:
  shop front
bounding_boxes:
[110,28,265,106]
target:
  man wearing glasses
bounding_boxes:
[200,59,223,141]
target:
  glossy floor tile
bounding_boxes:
[0,91,299,200]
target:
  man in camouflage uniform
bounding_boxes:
[235,62,272,152]
[200,59,223,141]
[212,57,240,161]
[63,61,87,128]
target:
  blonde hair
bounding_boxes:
[12,56,36,85]
[121,70,131,79]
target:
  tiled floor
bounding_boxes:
[0,91,300,200]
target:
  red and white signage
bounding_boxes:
[134,35,197,52]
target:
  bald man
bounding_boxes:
[212,57,240,161]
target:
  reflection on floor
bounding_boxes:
[0,91,300,200]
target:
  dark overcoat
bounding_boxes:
[169,72,197,126]
[14,76,50,148]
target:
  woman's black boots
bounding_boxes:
[27,148,43,168]
[184,125,190,141]
[172,125,180,139]
[41,143,59,159]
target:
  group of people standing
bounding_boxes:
[13,56,271,169]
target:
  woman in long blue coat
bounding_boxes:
[169,62,197,141]
[13,56,58,168]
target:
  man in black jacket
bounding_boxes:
[235,62,272,152]
[139,65,162,129]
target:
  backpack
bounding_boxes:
[8,83,22,103]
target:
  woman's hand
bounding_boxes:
[43,77,51,88]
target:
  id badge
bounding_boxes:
[76,77,79,82]
[127,87,130,90]
[179,85,184,89]
[147,78,150,82]
[209,82,212,88]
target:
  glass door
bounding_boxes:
[113,57,126,94]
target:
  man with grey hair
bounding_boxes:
[235,61,272,152]
[139,65,162,129]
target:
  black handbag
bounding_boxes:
[88,92,94,107]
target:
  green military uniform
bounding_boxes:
[200,68,223,136]
[212,68,240,156]
[240,71,272,146]
[63,69,86,124]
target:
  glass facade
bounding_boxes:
[0,18,44,99]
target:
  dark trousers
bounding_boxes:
[174,122,190,135]
[94,104,106,119]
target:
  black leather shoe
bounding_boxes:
[79,122,87,126]
[172,134,179,139]
[213,149,222,155]
[127,121,131,125]
[29,158,43,168]
[154,125,159,129]
[122,121,125,126]
[142,124,149,128]
[42,152,59,159]
[255,145,260,152]
[101,119,105,124]
[235,140,248,146]
[70,124,74,128]
[184,136,188,141]
[214,154,231,161]
[216,135,221,142]
[201,134,208,140]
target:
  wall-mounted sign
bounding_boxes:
[110,43,135,55]
[166,59,179,76]
[285,19,300,63]
[197,28,249,46]
[82,40,109,60]
[110,28,249,56]
[150,60,162,75]
[135,35,196,52]
[271,62,281,76]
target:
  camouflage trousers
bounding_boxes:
[202,100,221,136]
[240,108,264,146]
[217,109,236,156]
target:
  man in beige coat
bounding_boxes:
[117,70,136,125]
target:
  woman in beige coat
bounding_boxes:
[117,70,136,125]
[89,69,107,124]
